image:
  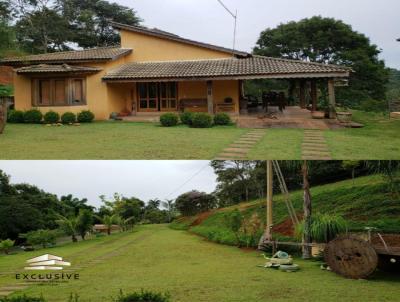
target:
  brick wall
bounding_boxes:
[0,66,13,86]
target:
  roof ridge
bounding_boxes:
[110,21,250,57]
[252,55,351,70]
[128,58,237,64]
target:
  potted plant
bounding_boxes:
[336,106,353,123]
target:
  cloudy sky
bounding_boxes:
[117,0,400,68]
[0,161,217,208]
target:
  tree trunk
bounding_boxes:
[107,228,111,235]
[302,161,312,259]
[72,235,78,242]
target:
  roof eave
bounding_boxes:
[103,71,350,83]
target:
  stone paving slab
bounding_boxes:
[215,130,266,160]
[302,130,332,160]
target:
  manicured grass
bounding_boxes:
[1,225,399,302]
[325,111,400,159]
[0,122,246,159]
[0,111,399,159]
[172,174,400,248]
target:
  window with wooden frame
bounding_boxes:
[32,78,86,106]
[137,82,178,112]
[160,82,177,111]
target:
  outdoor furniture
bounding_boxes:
[262,91,287,112]
[179,98,208,112]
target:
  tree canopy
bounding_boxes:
[253,16,389,104]
[5,0,142,54]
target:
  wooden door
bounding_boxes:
[160,82,177,111]
[138,83,158,112]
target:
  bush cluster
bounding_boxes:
[23,109,43,124]
[160,113,179,127]
[0,290,171,302]
[7,110,24,123]
[179,112,193,125]
[77,110,95,123]
[160,112,232,128]
[61,112,76,124]
[213,113,231,126]
[43,111,60,124]
[6,109,95,124]
[191,113,213,128]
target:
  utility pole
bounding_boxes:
[258,160,273,249]
[266,160,273,241]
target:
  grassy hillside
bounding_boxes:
[171,174,400,247]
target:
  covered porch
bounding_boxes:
[103,55,351,127]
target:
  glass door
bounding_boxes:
[160,82,177,111]
[138,83,158,112]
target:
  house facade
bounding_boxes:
[1,22,350,120]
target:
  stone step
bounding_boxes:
[302,145,329,151]
[0,291,14,297]
[223,148,250,154]
[1,286,27,291]
[217,153,247,159]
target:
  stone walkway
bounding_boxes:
[302,130,332,160]
[215,129,266,160]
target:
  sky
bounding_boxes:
[0,161,217,208]
[117,0,400,69]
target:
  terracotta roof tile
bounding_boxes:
[103,56,350,81]
[16,64,102,74]
[1,47,132,65]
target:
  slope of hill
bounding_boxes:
[171,175,400,247]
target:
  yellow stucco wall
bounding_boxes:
[120,30,233,62]
[13,30,240,120]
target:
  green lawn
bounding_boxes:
[1,225,399,302]
[0,111,399,159]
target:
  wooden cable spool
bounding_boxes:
[324,235,378,279]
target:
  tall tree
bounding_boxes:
[254,16,389,104]
[14,0,72,53]
[76,209,93,240]
[57,0,141,48]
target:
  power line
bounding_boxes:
[164,162,211,200]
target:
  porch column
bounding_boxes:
[311,80,318,112]
[328,79,336,119]
[207,80,214,114]
[299,80,306,109]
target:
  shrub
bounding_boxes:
[7,110,24,123]
[61,112,76,124]
[160,113,179,127]
[19,229,57,248]
[43,111,60,124]
[0,295,46,302]
[116,290,171,302]
[191,113,213,128]
[77,110,95,123]
[295,213,348,243]
[179,112,193,125]
[23,109,42,124]
[0,239,15,254]
[213,113,231,126]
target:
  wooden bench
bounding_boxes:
[179,99,208,112]
[214,103,236,113]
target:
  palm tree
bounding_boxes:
[115,216,136,232]
[96,214,119,235]
[161,199,176,223]
[56,215,78,242]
